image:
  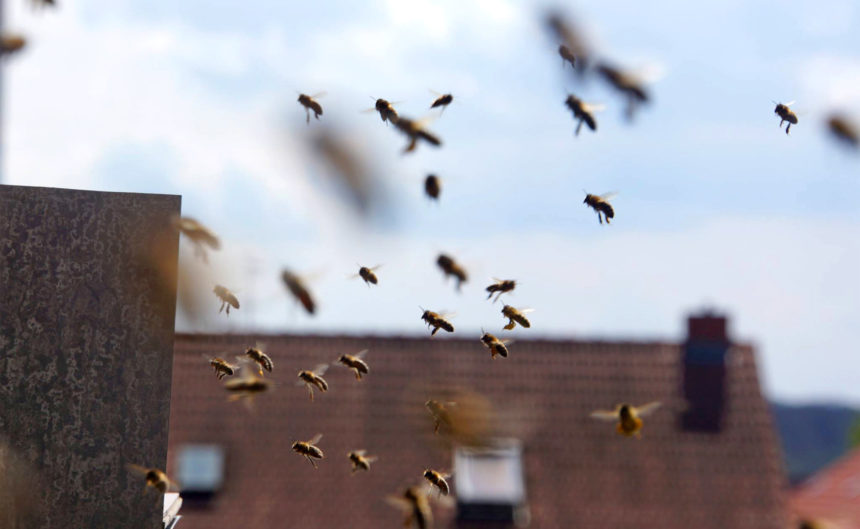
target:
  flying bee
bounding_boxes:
[353,265,381,286]
[297,364,329,401]
[171,215,220,262]
[243,343,273,375]
[292,433,324,468]
[480,331,510,359]
[0,34,26,56]
[436,254,468,291]
[337,349,369,380]
[423,469,451,496]
[387,485,433,529]
[348,450,377,473]
[559,44,576,68]
[594,63,651,120]
[501,305,532,330]
[281,268,317,315]
[370,98,399,123]
[126,464,177,494]
[827,114,859,149]
[213,285,240,315]
[583,192,616,225]
[425,399,454,434]
[773,101,798,134]
[590,401,662,438]
[485,278,516,302]
[429,92,454,113]
[297,92,324,124]
[424,174,441,201]
[420,308,455,336]
[565,95,601,135]
[392,115,442,154]
[202,354,236,380]
[224,364,272,406]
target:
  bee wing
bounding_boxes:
[308,433,323,445]
[313,364,329,376]
[634,401,662,417]
[354,349,369,360]
[353,449,367,456]
[360,107,378,113]
[590,409,619,421]
[126,463,150,476]
[429,89,443,97]
[201,353,214,362]
[599,191,618,201]
[584,103,606,113]
[385,495,413,511]
[295,378,308,387]
[517,308,535,314]
[785,100,796,107]
[370,264,383,272]
[365,455,379,463]
[310,91,327,99]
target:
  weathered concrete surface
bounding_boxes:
[0,185,180,529]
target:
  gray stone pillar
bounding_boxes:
[0,185,180,528]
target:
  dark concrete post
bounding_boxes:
[0,185,180,528]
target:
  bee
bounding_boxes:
[297,93,324,124]
[583,192,615,225]
[430,92,453,113]
[371,98,399,123]
[213,285,240,315]
[424,174,441,201]
[348,450,377,473]
[436,254,467,291]
[565,95,600,135]
[32,0,57,6]
[421,309,455,336]
[392,115,442,154]
[501,305,532,330]
[243,343,273,375]
[0,34,26,56]
[387,485,433,529]
[595,63,650,121]
[827,114,859,149]
[559,44,576,68]
[297,364,329,401]
[485,278,516,302]
[545,12,592,73]
[590,401,662,438]
[292,433,324,468]
[354,265,381,286]
[423,469,451,496]
[202,354,236,380]
[337,349,369,380]
[126,464,177,494]
[224,365,272,404]
[773,101,798,134]
[171,215,220,262]
[281,269,316,315]
[480,331,510,359]
[425,399,454,434]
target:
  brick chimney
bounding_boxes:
[681,310,730,432]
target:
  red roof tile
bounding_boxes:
[791,448,860,529]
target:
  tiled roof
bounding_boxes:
[790,448,860,529]
[168,333,787,529]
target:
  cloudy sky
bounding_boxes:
[4,0,860,404]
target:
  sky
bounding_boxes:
[3,0,860,405]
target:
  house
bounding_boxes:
[166,312,788,529]
[790,447,860,529]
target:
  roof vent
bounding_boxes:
[176,444,225,498]
[454,440,529,527]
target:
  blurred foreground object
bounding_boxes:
[0,441,42,529]
[0,33,26,56]
[171,216,220,263]
[826,114,859,150]
[281,268,317,315]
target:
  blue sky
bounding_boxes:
[5,0,860,404]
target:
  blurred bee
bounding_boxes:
[281,269,316,315]
[545,11,592,74]
[202,354,236,380]
[353,265,381,286]
[421,309,455,336]
[243,343,273,375]
[213,285,240,315]
[171,215,220,263]
[827,114,859,149]
[337,349,369,380]
[583,192,615,224]
[485,278,516,302]
[430,92,453,113]
[292,434,324,468]
[565,95,600,135]
[423,469,451,496]
[425,399,454,434]
[480,331,510,359]
[595,63,650,121]
[32,0,57,6]
[501,305,532,330]
[126,464,177,494]
[298,93,324,124]
[369,98,399,123]
[297,364,329,401]
[773,101,798,134]
[224,365,272,405]
[559,44,576,69]
[387,485,433,529]
[424,174,441,201]
[392,115,442,154]
[436,254,468,291]
[348,450,377,473]
[0,34,26,56]
[590,401,662,438]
